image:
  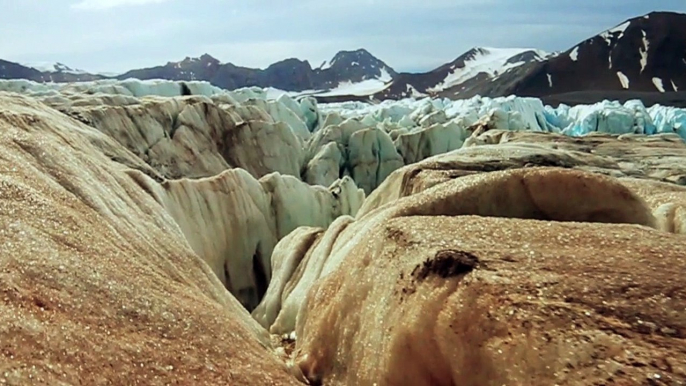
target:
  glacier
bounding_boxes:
[2,77,686,198]
[319,94,686,140]
[4,77,686,385]
[2,78,686,196]
[2,78,685,141]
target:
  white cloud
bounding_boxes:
[71,0,171,11]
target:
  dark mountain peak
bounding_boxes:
[322,48,395,74]
[446,11,686,100]
[313,48,397,89]
[170,54,221,68]
[506,50,547,64]
[267,57,312,70]
[198,53,219,62]
[0,59,43,80]
[331,48,374,61]
[642,10,686,19]
[591,11,686,43]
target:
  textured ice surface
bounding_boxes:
[2,78,686,148]
[319,95,686,140]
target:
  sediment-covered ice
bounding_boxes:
[4,83,686,385]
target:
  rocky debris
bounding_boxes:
[411,250,480,281]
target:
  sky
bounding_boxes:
[2,0,686,74]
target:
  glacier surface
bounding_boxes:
[319,94,686,140]
[2,78,686,195]
[2,77,686,316]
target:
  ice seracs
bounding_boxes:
[3,78,686,198]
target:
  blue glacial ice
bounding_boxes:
[320,95,686,141]
[1,78,685,141]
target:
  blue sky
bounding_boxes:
[2,0,685,73]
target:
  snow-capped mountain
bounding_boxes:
[115,49,396,95]
[0,49,396,95]
[372,47,548,100]
[282,49,395,98]
[365,11,686,103]
[426,47,548,92]
[1,10,684,104]
[23,62,88,75]
[0,59,104,82]
[314,49,396,89]
[116,54,223,82]
[457,11,686,101]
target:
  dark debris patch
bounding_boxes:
[411,250,480,281]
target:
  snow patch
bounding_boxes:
[96,72,121,77]
[599,21,630,45]
[652,78,665,93]
[316,79,390,97]
[428,47,543,92]
[377,67,392,82]
[406,84,427,98]
[639,30,649,73]
[613,21,630,40]
[608,21,631,34]
[547,74,553,88]
[319,59,333,71]
[617,72,630,89]
[672,80,679,92]
[265,66,393,98]
[569,47,579,62]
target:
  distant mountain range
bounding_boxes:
[1,11,685,103]
[433,11,686,99]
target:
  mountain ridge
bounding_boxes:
[418,11,686,100]
[1,11,684,102]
